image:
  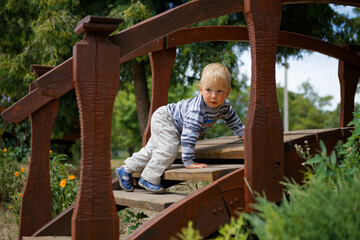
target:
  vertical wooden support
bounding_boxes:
[338,46,360,127]
[71,16,122,240]
[142,47,177,146]
[19,68,58,239]
[244,0,284,210]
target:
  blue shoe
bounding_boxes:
[115,166,134,192]
[138,177,165,194]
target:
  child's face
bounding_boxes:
[199,78,231,109]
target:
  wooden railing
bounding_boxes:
[1,0,359,239]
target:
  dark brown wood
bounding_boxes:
[113,189,186,212]
[19,83,59,240]
[282,0,360,7]
[244,0,284,210]
[132,164,244,182]
[30,65,55,78]
[34,58,74,98]
[133,61,150,138]
[71,16,121,240]
[143,48,176,146]
[5,27,360,125]
[338,58,360,127]
[33,205,73,237]
[126,169,244,240]
[110,0,243,57]
[1,88,53,124]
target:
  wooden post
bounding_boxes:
[142,47,176,146]
[244,0,284,211]
[71,16,122,239]
[19,65,58,239]
[338,45,360,127]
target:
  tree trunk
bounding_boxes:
[132,60,150,137]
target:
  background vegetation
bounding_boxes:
[0,0,359,238]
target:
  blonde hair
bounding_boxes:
[200,63,231,88]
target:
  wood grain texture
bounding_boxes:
[113,189,186,212]
[142,48,176,146]
[71,18,121,240]
[132,164,244,182]
[244,0,284,210]
[282,0,360,7]
[338,59,360,127]
[34,58,73,98]
[110,0,243,57]
[127,169,244,240]
[18,96,59,240]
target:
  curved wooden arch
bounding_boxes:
[122,26,360,69]
[283,0,360,7]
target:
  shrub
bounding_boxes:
[0,148,26,202]
[49,152,79,217]
[178,114,360,240]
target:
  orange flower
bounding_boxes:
[9,206,12,210]
[3,147,7,152]
[49,150,53,154]
[68,175,75,180]
[14,171,19,177]
[19,193,22,197]
[60,179,66,188]
[21,167,25,172]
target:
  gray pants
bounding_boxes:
[125,106,180,185]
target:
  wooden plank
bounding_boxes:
[34,58,73,98]
[113,189,186,212]
[110,0,243,57]
[132,164,244,182]
[127,169,244,240]
[1,88,53,124]
[282,0,360,8]
[23,237,71,240]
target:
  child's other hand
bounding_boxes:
[186,163,209,169]
[241,134,245,141]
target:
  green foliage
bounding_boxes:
[121,208,149,234]
[277,81,339,130]
[173,221,203,240]
[49,152,79,217]
[242,113,360,240]
[214,216,249,240]
[111,86,142,157]
[0,149,26,202]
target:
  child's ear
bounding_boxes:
[199,84,203,95]
[226,88,231,98]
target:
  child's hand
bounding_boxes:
[241,134,245,141]
[186,163,209,169]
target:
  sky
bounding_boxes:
[238,5,359,111]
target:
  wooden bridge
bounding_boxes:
[1,0,359,239]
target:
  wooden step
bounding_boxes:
[23,237,71,240]
[113,189,186,212]
[132,163,244,182]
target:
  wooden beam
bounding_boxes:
[143,48,176,146]
[282,0,360,7]
[110,0,243,57]
[71,16,121,240]
[244,0,284,210]
[18,83,58,240]
[33,58,74,98]
[127,169,244,240]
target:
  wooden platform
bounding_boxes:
[113,189,186,212]
[132,163,244,182]
[23,237,71,240]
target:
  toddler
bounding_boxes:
[115,63,245,193]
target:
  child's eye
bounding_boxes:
[218,90,224,93]
[206,89,212,92]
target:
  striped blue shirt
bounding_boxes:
[167,95,244,167]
